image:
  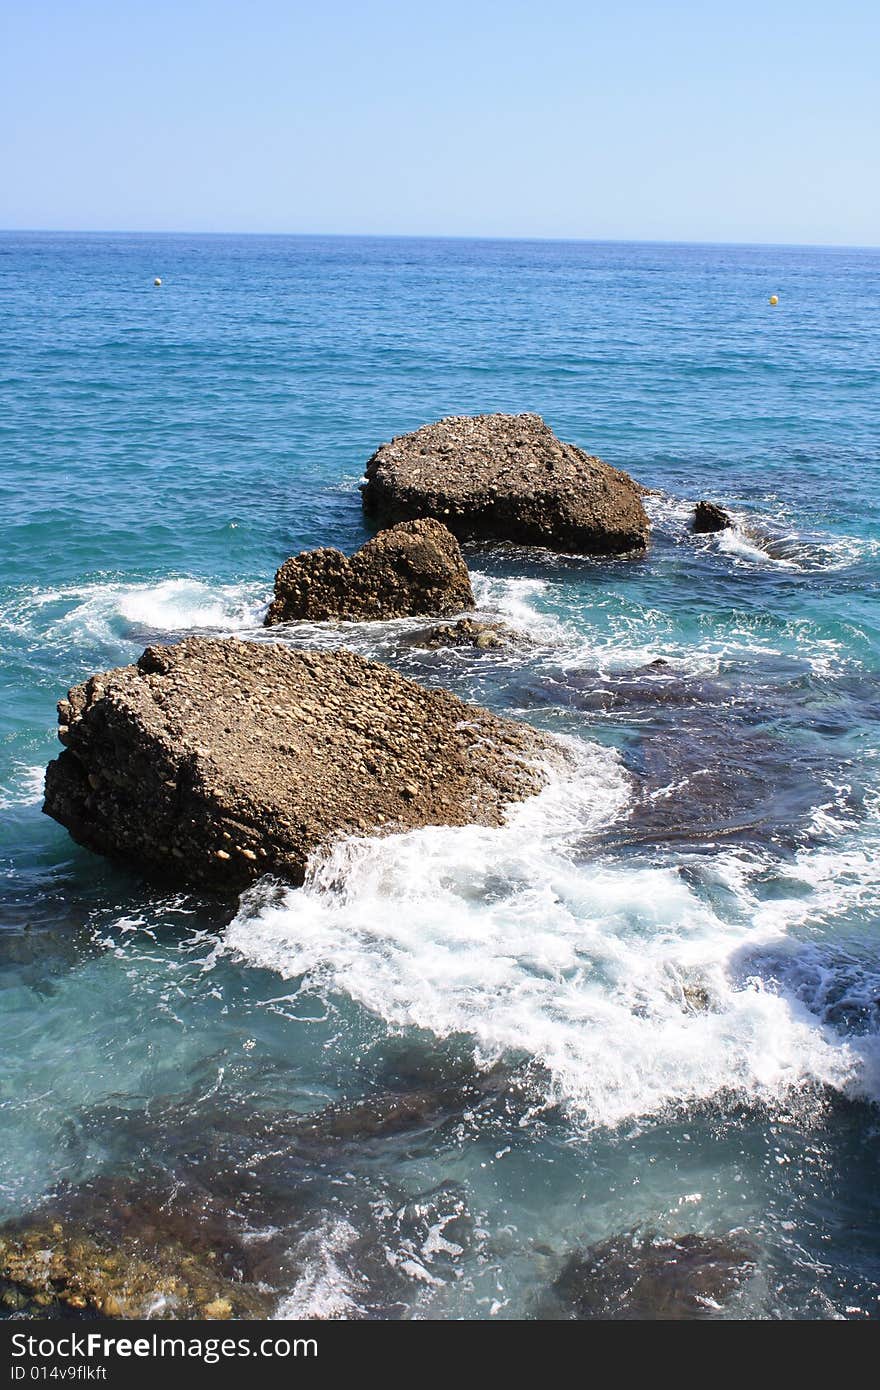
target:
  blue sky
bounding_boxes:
[1,0,877,244]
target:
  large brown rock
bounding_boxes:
[43,637,555,892]
[264,518,474,625]
[361,413,649,554]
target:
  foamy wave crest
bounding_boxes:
[224,739,880,1130]
[113,578,268,634]
[716,526,793,568]
[644,488,877,575]
[471,569,840,678]
[471,571,691,674]
[471,574,568,646]
[2,577,269,652]
[710,522,871,574]
[0,763,45,810]
[642,491,700,534]
[708,515,877,574]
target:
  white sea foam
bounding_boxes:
[644,488,878,575]
[472,571,691,673]
[716,526,796,569]
[275,1218,363,1319]
[113,578,268,634]
[471,574,568,646]
[0,763,45,810]
[472,570,848,679]
[711,522,871,575]
[1,577,269,651]
[225,737,880,1131]
[642,491,699,534]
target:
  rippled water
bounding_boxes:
[1,233,879,1319]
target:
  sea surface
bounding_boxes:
[1,232,879,1319]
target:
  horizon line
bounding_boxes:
[1,227,878,253]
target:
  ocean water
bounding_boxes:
[1,232,879,1320]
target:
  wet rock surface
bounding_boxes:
[548,1231,756,1319]
[42,637,556,892]
[403,617,517,651]
[0,1185,272,1319]
[361,413,650,554]
[264,519,474,625]
[693,500,733,533]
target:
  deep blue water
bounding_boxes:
[1,232,879,1319]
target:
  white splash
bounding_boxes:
[472,569,835,679]
[0,763,46,810]
[1,577,269,652]
[716,526,796,569]
[113,577,268,634]
[225,736,880,1131]
[275,1218,363,1320]
[471,574,568,646]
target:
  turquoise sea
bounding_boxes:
[1,232,879,1318]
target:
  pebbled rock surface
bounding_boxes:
[361,413,649,554]
[265,518,474,625]
[693,500,733,533]
[43,637,555,892]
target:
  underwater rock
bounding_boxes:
[292,1090,462,1145]
[43,637,556,892]
[361,413,649,554]
[693,500,733,533]
[290,1062,531,1149]
[87,1054,550,1188]
[264,519,474,625]
[550,1231,755,1320]
[521,663,840,854]
[618,706,827,852]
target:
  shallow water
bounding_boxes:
[1,233,879,1318]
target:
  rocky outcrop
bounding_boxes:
[264,519,474,625]
[693,500,733,533]
[43,637,555,892]
[361,413,650,554]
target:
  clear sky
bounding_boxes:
[1,0,877,244]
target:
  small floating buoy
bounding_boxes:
[769,294,778,306]
[153,277,162,287]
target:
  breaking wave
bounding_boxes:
[0,577,269,655]
[224,737,880,1132]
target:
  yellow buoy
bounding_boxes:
[769,294,778,306]
[153,277,162,287]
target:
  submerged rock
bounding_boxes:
[693,500,733,533]
[43,637,555,892]
[264,519,474,625]
[550,1231,755,1320]
[361,413,649,554]
[290,1061,532,1149]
